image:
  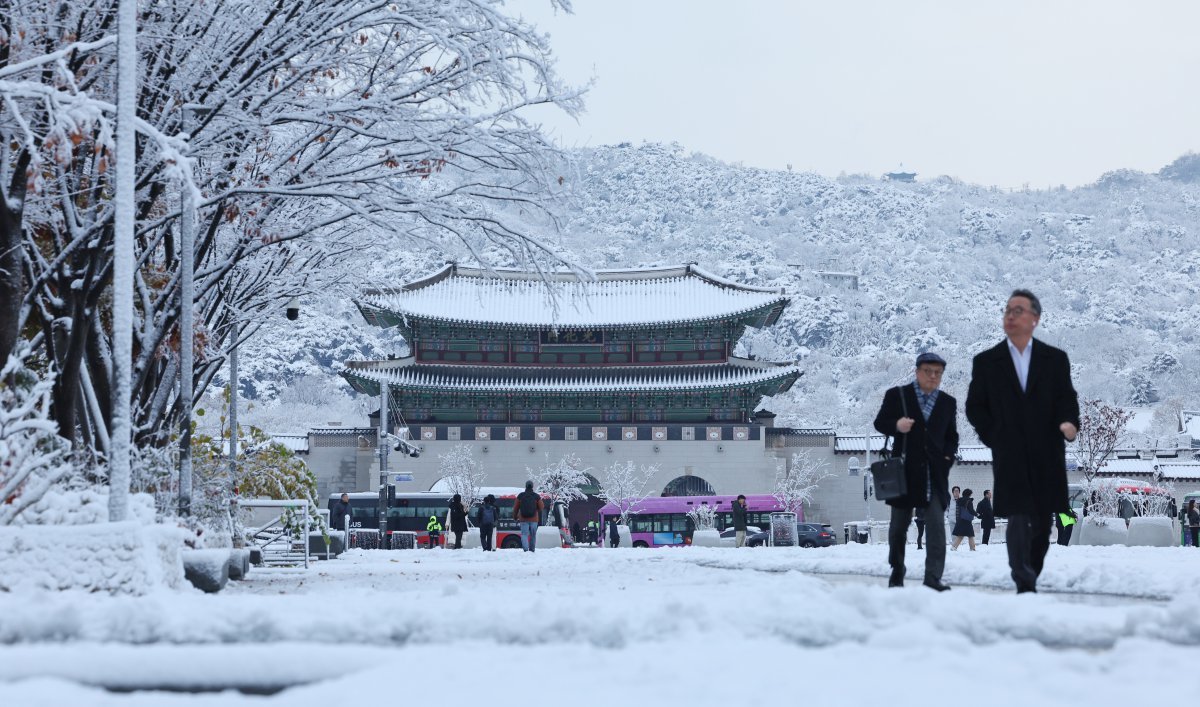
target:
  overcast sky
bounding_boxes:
[511,1,1200,188]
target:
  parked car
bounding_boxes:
[717,526,762,547]
[748,523,836,548]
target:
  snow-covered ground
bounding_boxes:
[3,542,1199,705]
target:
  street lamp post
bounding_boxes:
[378,386,390,546]
[178,103,212,518]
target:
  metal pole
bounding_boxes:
[178,109,196,518]
[378,385,389,547]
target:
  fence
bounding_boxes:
[241,499,310,568]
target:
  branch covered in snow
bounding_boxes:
[0,348,72,525]
[437,444,486,509]
[529,452,592,505]
[597,460,657,525]
[772,449,832,516]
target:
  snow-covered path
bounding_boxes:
[3,543,1199,705]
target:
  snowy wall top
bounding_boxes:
[356,264,789,329]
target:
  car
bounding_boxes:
[747,522,836,548]
[717,526,762,547]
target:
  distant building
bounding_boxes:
[882,171,917,183]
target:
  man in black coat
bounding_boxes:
[966,289,1080,594]
[977,490,995,544]
[873,352,959,591]
[331,493,351,531]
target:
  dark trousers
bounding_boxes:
[480,525,494,551]
[452,531,463,549]
[888,498,945,583]
[981,526,992,544]
[1056,524,1073,546]
[1005,513,1052,592]
[1191,527,1199,547]
[428,531,439,549]
[914,519,925,549]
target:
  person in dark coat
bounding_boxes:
[950,488,977,551]
[873,351,959,591]
[331,493,351,531]
[1187,500,1200,548]
[477,494,499,551]
[608,517,620,548]
[966,289,1080,594]
[448,493,468,549]
[977,489,996,544]
[732,494,749,548]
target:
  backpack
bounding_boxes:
[480,504,496,525]
[519,492,539,518]
[959,503,973,521]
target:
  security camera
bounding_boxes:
[285,297,300,321]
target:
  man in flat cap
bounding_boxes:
[873,351,959,591]
[966,289,1079,594]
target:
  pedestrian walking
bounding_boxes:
[608,517,620,548]
[477,494,499,551]
[873,352,958,591]
[1118,495,1135,528]
[448,493,468,549]
[426,515,442,549]
[950,488,977,551]
[914,509,925,550]
[513,480,544,552]
[571,521,582,544]
[1188,500,1200,548]
[732,495,749,548]
[1055,508,1077,546]
[331,493,351,531]
[977,490,995,544]
[966,289,1080,594]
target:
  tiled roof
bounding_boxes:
[833,435,890,453]
[357,264,788,328]
[270,434,309,453]
[343,356,801,395]
[957,446,992,464]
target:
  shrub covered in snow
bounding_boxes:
[0,349,73,525]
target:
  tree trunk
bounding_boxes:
[0,151,29,368]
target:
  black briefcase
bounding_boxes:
[871,386,910,501]
[871,455,907,501]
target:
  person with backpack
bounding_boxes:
[514,481,544,552]
[477,494,499,551]
[950,488,978,551]
[426,515,442,549]
[448,493,468,549]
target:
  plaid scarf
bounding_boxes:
[912,380,939,422]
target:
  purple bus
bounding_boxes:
[598,495,798,548]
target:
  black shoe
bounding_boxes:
[1017,586,1037,594]
[923,580,951,592]
[888,570,904,588]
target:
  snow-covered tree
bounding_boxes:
[529,452,591,505]
[597,460,657,524]
[0,348,72,525]
[773,449,832,516]
[2,0,584,459]
[437,444,486,510]
[686,502,718,532]
[1072,399,1133,486]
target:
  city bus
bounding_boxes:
[328,489,554,549]
[597,495,792,548]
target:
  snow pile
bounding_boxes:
[0,521,187,594]
[13,489,156,526]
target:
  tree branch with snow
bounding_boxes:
[597,460,657,525]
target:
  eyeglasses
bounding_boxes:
[917,367,943,377]
[1003,306,1033,318]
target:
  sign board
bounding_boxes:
[393,473,414,483]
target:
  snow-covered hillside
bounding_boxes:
[224,144,1200,435]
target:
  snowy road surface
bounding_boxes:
[2,542,1199,705]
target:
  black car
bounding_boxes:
[748,522,836,548]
